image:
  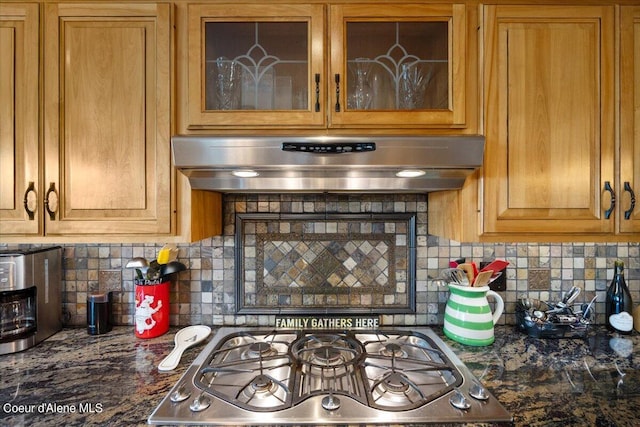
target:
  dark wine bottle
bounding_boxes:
[605,260,634,334]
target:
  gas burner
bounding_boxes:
[243,341,278,360]
[312,347,343,366]
[237,374,290,408]
[371,371,425,407]
[380,372,411,393]
[380,342,408,359]
[251,374,274,391]
[291,333,361,367]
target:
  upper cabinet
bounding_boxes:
[0,3,40,235]
[329,4,470,130]
[429,4,638,242]
[620,6,640,235]
[483,5,616,236]
[42,3,172,237]
[186,3,325,128]
[1,2,173,240]
[183,3,476,132]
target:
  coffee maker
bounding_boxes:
[0,246,62,354]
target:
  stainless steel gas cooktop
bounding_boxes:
[149,327,512,425]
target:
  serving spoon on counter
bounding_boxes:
[158,325,211,372]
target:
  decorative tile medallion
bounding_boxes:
[235,213,416,314]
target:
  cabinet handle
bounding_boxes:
[623,181,636,220]
[603,181,615,219]
[44,182,58,221]
[334,74,341,112]
[23,181,37,220]
[314,74,320,112]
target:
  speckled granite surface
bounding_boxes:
[0,326,638,427]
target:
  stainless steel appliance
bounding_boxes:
[0,247,62,355]
[149,327,512,425]
[171,135,484,192]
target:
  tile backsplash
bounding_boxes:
[235,212,415,314]
[3,194,638,328]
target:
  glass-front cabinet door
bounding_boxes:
[186,3,471,130]
[329,4,469,129]
[187,4,325,128]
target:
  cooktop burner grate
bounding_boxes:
[291,332,367,405]
[149,327,513,426]
[193,329,462,412]
[357,331,462,410]
[195,331,296,412]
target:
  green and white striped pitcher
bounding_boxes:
[443,283,504,346]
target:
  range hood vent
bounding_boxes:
[172,135,484,193]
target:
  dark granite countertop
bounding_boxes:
[0,326,638,427]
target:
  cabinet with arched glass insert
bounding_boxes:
[184,2,475,132]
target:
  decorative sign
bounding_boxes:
[275,315,380,330]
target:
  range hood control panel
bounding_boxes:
[282,142,376,154]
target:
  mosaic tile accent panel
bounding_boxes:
[235,213,416,314]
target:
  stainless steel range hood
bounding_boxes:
[172,135,484,192]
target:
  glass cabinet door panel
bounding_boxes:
[330,4,470,129]
[204,22,309,111]
[346,22,449,111]
[187,4,325,128]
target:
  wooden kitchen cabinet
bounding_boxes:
[430,4,638,242]
[483,5,616,235]
[329,3,471,130]
[186,3,326,129]
[182,2,476,132]
[619,6,640,235]
[1,2,221,242]
[0,3,40,235]
[40,3,172,236]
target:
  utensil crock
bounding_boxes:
[135,280,170,339]
[443,283,504,346]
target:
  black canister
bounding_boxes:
[87,292,112,335]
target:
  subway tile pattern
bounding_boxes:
[2,194,638,329]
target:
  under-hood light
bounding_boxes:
[396,169,426,178]
[231,169,259,178]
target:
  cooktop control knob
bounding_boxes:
[469,381,490,401]
[322,394,341,411]
[449,389,471,410]
[169,382,191,403]
[190,395,211,412]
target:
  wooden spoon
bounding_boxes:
[473,270,493,287]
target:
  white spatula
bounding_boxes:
[158,325,211,371]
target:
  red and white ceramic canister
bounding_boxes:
[134,280,170,339]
